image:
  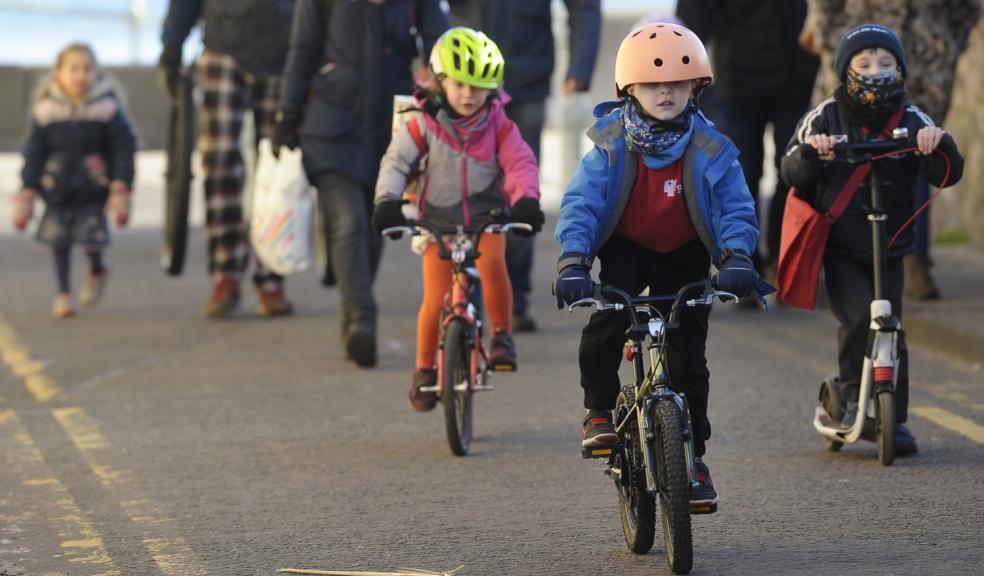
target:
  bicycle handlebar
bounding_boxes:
[566,278,738,333]
[381,218,533,261]
[830,130,919,163]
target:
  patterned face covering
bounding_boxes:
[845,68,907,111]
[622,97,695,155]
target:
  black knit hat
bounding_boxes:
[834,24,907,81]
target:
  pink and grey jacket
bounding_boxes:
[374,93,540,227]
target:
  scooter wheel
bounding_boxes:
[825,437,844,452]
[819,376,843,421]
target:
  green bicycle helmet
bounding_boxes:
[429,27,505,90]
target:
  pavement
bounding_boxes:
[2,150,982,367]
[900,246,984,366]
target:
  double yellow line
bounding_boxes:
[0,313,207,576]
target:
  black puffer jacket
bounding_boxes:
[21,78,137,208]
[780,96,963,261]
[676,0,818,102]
[281,0,448,184]
[161,0,296,77]
[447,0,601,104]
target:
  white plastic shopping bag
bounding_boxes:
[250,139,314,275]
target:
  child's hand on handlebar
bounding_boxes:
[915,126,944,156]
[372,200,408,235]
[805,134,839,161]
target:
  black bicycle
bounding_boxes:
[567,279,737,574]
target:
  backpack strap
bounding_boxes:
[407,116,428,158]
[825,107,905,221]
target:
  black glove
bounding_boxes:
[554,254,593,309]
[372,200,408,235]
[272,109,302,158]
[716,250,757,297]
[509,197,545,236]
[157,45,182,99]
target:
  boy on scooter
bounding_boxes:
[554,23,773,507]
[780,24,964,455]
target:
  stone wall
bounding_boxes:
[941,18,984,248]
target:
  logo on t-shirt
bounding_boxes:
[663,178,681,197]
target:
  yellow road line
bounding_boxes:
[53,407,209,576]
[0,409,120,576]
[911,406,984,445]
[0,314,62,402]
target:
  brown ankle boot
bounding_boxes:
[203,275,241,318]
[256,287,294,317]
[904,254,940,300]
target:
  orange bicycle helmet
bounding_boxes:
[614,23,712,97]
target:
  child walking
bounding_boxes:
[554,23,772,506]
[12,43,136,318]
[372,27,544,412]
[781,24,964,455]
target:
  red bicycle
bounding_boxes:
[382,216,532,455]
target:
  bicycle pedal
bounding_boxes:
[689,501,718,515]
[490,363,516,372]
[581,446,613,459]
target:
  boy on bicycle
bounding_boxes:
[372,27,544,412]
[781,24,964,455]
[554,23,772,506]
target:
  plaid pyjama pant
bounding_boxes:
[196,50,282,279]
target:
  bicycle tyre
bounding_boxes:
[877,391,895,466]
[653,401,693,574]
[442,319,473,456]
[614,389,655,554]
[162,72,194,276]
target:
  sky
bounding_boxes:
[0,0,671,66]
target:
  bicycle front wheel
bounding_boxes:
[877,391,895,466]
[653,401,693,574]
[442,318,473,456]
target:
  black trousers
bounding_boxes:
[823,253,909,422]
[504,99,545,317]
[579,236,712,455]
[314,171,381,331]
[712,97,807,267]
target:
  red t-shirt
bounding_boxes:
[614,155,698,253]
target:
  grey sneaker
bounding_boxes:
[690,457,718,505]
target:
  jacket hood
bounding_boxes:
[35,74,117,105]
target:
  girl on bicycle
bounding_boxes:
[12,43,136,318]
[372,27,544,412]
[781,24,964,455]
[554,23,773,507]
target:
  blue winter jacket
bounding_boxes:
[556,100,771,296]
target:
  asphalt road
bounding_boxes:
[1,226,982,576]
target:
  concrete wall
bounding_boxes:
[0,66,171,151]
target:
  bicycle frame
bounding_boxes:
[573,280,736,498]
[382,218,532,397]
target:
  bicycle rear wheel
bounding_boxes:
[442,319,473,456]
[653,400,693,574]
[877,391,895,466]
[615,388,655,554]
[162,72,194,276]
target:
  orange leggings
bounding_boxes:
[417,234,511,369]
